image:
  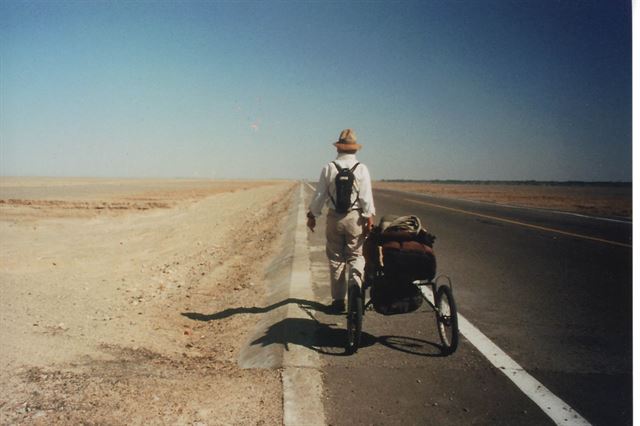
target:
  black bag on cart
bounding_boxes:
[371,277,423,315]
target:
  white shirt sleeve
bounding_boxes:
[358,164,376,218]
[308,164,330,217]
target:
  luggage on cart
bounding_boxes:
[364,215,436,315]
[347,214,459,356]
[370,276,423,315]
[382,239,436,282]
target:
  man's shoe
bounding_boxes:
[327,299,345,314]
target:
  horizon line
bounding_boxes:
[0,175,632,185]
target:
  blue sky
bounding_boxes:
[0,0,631,180]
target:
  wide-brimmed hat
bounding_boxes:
[333,128,362,151]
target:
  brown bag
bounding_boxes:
[382,240,436,282]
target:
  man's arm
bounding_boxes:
[358,164,375,218]
[307,165,330,231]
[358,165,376,234]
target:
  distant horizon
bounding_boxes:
[0,175,632,186]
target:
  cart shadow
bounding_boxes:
[377,335,445,357]
[249,317,374,357]
[182,299,448,357]
[251,317,447,357]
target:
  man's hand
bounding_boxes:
[306,212,316,232]
[364,215,375,235]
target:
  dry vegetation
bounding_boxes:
[374,181,631,219]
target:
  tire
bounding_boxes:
[435,285,459,355]
[346,285,363,354]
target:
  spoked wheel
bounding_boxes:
[435,285,459,355]
[346,284,363,354]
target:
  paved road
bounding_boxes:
[304,185,632,425]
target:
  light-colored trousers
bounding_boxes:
[325,209,366,301]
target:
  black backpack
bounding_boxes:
[329,161,360,213]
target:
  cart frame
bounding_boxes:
[345,268,459,355]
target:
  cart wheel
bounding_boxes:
[346,285,363,354]
[435,285,459,355]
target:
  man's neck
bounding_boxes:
[336,152,357,160]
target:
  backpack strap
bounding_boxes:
[328,162,341,209]
[348,163,361,210]
[331,161,345,172]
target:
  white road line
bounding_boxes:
[305,181,316,191]
[282,183,325,426]
[421,287,591,425]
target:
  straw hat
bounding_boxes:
[333,128,362,151]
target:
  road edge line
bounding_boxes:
[421,287,590,425]
[458,315,591,425]
[282,182,325,426]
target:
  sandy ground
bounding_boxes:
[374,181,631,219]
[0,178,296,425]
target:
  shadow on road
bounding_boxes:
[182,299,448,357]
[181,298,328,321]
[250,317,376,356]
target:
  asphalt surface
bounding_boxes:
[304,185,632,426]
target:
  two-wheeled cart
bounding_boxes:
[345,219,459,355]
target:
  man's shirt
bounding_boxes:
[308,153,376,218]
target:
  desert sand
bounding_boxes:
[0,178,296,425]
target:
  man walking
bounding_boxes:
[307,129,376,313]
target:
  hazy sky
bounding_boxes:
[0,0,631,181]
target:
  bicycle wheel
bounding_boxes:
[435,285,459,355]
[346,285,363,354]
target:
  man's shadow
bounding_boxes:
[183,298,449,357]
[182,298,328,321]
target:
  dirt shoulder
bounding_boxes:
[374,181,631,219]
[0,179,296,425]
